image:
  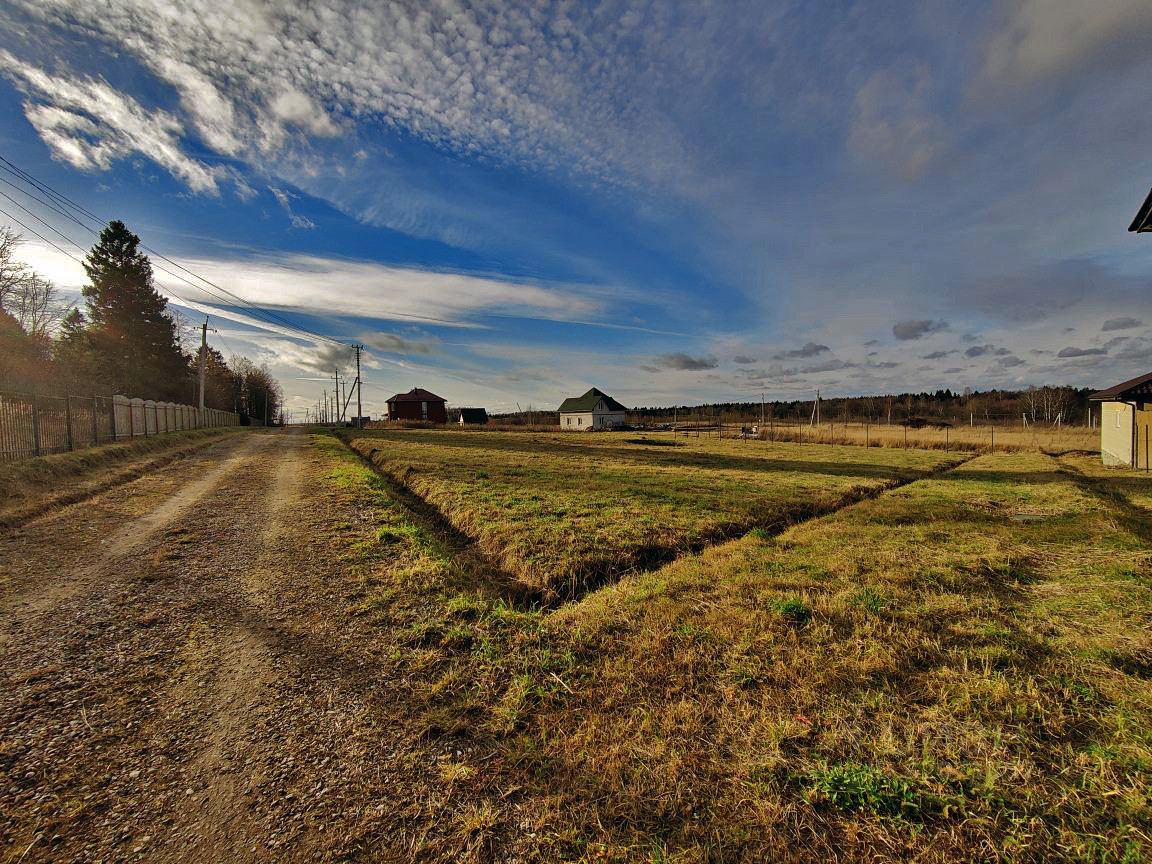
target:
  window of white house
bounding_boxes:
[578,417,582,425]
[1117,410,1123,428]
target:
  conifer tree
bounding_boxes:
[82,220,189,399]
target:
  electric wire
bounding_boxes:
[0,154,351,347]
[0,204,87,266]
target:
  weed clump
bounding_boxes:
[772,595,812,626]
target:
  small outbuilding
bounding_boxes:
[558,387,628,430]
[458,408,488,426]
[386,387,447,423]
[1089,371,1152,467]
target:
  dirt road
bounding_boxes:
[0,430,481,864]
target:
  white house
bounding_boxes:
[1089,371,1152,467]
[558,387,628,430]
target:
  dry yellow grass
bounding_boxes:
[316,432,1150,862]
[754,420,1099,454]
[343,429,958,600]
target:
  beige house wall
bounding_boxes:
[560,411,594,429]
[1101,401,1134,466]
[559,407,627,430]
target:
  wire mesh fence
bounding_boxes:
[0,391,239,463]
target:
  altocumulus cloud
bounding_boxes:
[775,342,830,359]
[656,352,718,371]
[1102,317,1143,331]
[1057,346,1107,358]
[893,320,949,340]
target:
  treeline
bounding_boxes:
[0,220,281,423]
[633,386,1098,426]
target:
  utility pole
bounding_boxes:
[354,344,363,428]
[197,316,208,410]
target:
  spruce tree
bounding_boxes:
[82,221,189,399]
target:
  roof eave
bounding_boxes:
[1130,187,1152,232]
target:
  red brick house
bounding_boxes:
[385,387,447,423]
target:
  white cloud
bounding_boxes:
[150,252,603,328]
[2,0,704,192]
[1,51,223,193]
[848,64,945,178]
[984,0,1152,83]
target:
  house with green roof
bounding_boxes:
[558,387,628,430]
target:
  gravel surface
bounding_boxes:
[0,430,505,863]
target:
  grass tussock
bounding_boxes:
[340,429,958,601]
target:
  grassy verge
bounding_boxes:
[342,430,959,600]
[0,427,245,527]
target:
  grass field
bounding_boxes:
[317,431,1151,862]
[344,430,961,600]
[752,420,1099,454]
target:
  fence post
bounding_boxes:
[129,401,135,438]
[31,394,41,457]
[65,395,74,451]
[91,395,99,445]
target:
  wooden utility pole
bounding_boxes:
[197,316,208,410]
[354,345,364,428]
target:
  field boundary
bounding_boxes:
[339,433,978,606]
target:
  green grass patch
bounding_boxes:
[343,429,956,599]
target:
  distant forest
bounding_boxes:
[492,385,1099,427]
[630,386,1097,426]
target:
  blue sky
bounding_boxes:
[2,0,1152,418]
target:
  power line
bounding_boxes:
[0,188,90,256]
[0,153,348,347]
[0,204,86,266]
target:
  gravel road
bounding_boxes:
[0,430,485,863]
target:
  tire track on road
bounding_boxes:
[0,434,262,648]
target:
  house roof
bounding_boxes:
[386,387,446,403]
[1131,187,1152,233]
[1089,371,1152,401]
[459,408,488,422]
[558,387,628,413]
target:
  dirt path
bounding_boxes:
[0,430,462,864]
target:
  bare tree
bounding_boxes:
[0,225,71,340]
[0,226,30,313]
[9,271,70,339]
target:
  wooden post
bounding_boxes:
[31,394,41,457]
[991,426,994,452]
[65,395,74,451]
[91,395,99,445]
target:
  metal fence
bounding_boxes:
[0,391,239,463]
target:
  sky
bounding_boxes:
[2,0,1152,419]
